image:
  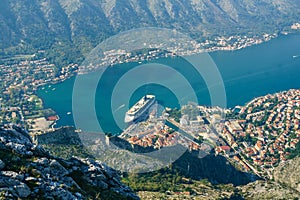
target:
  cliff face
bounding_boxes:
[0,125,139,199]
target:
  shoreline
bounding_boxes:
[35,31,300,132]
[77,32,282,74]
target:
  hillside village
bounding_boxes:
[121,90,300,179]
[0,52,77,131]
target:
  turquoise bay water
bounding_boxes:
[38,33,300,134]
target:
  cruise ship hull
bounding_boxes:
[124,95,156,123]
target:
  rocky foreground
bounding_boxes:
[0,125,139,199]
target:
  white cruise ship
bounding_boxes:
[124,95,156,123]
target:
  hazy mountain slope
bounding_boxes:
[0,0,300,65]
[273,157,300,192]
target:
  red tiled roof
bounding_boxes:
[220,146,231,151]
[47,116,58,121]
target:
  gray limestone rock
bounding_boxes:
[0,159,5,170]
[14,183,31,198]
[50,160,69,177]
[0,125,139,199]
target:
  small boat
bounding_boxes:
[67,112,71,115]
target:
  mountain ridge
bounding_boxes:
[1,0,300,66]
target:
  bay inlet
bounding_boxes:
[37,33,300,134]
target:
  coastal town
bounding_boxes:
[0,51,78,132]
[0,31,280,132]
[2,2,300,199]
[0,31,299,180]
[79,33,278,73]
[221,89,300,178]
[120,89,300,179]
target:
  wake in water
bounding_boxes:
[114,104,125,113]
